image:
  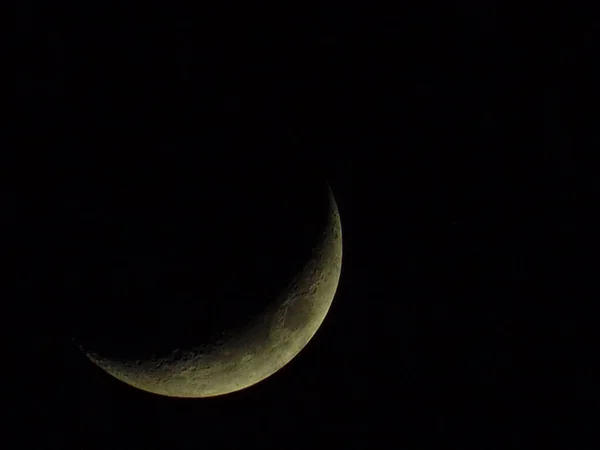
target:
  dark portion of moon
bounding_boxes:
[63,157,341,397]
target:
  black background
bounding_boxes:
[12,3,600,449]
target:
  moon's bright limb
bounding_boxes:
[84,187,342,397]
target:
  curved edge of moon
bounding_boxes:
[84,187,343,397]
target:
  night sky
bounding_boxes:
[14,4,600,449]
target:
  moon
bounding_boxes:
[82,187,342,397]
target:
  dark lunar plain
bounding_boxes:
[12,3,600,449]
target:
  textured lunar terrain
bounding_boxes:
[85,188,342,397]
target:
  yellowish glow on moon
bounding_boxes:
[85,188,342,397]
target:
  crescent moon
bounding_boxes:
[83,187,342,397]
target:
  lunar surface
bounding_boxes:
[83,187,342,397]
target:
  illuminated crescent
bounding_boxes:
[84,187,342,397]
